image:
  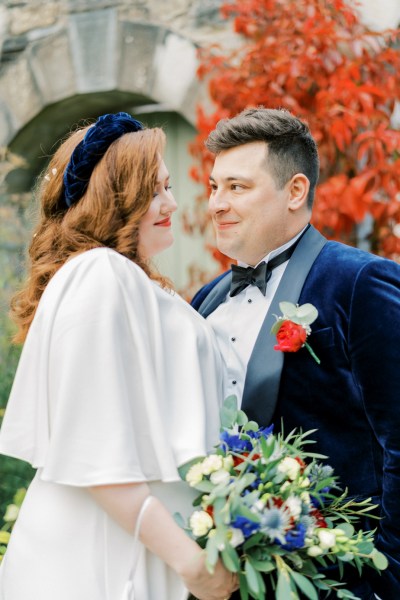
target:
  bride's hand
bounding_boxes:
[181,554,238,600]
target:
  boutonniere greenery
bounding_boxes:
[271,301,320,364]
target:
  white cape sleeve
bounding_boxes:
[0,249,213,486]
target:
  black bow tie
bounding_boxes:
[229,244,298,298]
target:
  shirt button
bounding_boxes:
[248,299,252,303]
[232,380,237,385]
[231,337,236,342]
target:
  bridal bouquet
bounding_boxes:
[178,397,387,600]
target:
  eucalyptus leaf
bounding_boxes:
[223,395,238,411]
[249,558,276,572]
[236,503,261,523]
[270,320,283,335]
[245,559,260,596]
[243,531,263,551]
[173,511,186,529]
[371,550,389,570]
[220,395,238,429]
[205,537,219,572]
[279,301,297,317]
[313,579,331,590]
[356,541,374,555]
[336,523,355,538]
[244,421,259,432]
[338,552,354,562]
[291,572,318,600]
[238,572,249,600]
[296,303,318,323]
[237,410,249,426]
[353,555,362,577]
[192,495,202,507]
[276,570,293,600]
[193,480,214,493]
[336,590,360,599]
[213,497,229,526]
[255,568,266,595]
[235,473,257,493]
[301,452,328,459]
[221,545,241,572]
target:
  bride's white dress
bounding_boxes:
[0,248,223,600]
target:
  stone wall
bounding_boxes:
[0,0,230,147]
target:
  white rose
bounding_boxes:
[186,463,204,487]
[307,545,324,557]
[201,454,223,475]
[277,457,301,480]
[189,511,214,537]
[284,496,302,519]
[318,529,337,549]
[228,527,245,548]
[210,469,230,486]
[223,455,234,470]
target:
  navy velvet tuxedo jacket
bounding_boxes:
[192,226,400,598]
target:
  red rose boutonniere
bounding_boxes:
[271,301,321,364]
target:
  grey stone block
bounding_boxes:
[0,55,43,133]
[29,30,76,105]
[0,99,16,146]
[118,21,166,96]
[68,8,118,92]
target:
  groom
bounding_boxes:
[192,108,400,598]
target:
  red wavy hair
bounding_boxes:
[10,123,171,343]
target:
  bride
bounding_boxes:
[0,113,237,600]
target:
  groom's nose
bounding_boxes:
[208,189,230,215]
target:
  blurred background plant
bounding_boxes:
[0,488,26,563]
[0,149,34,553]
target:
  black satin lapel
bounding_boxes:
[198,273,231,318]
[241,226,327,426]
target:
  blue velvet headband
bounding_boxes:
[61,112,144,208]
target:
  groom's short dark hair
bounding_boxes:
[205,107,320,208]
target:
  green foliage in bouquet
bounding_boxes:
[178,397,388,600]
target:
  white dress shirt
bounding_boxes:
[207,228,306,406]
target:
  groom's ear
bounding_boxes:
[287,173,310,212]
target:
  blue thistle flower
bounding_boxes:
[248,424,274,439]
[220,431,252,452]
[278,523,307,551]
[232,515,260,538]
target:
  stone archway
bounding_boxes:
[0,11,214,291]
[0,9,205,182]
